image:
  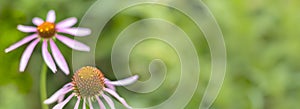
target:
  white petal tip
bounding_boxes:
[53,104,64,109]
[130,75,139,82]
[80,46,90,52]
[70,17,77,21]
[19,68,25,72]
[76,28,91,36]
[84,47,90,52]
[64,71,70,75]
[133,75,139,79]
[17,25,24,30]
[44,97,58,104]
[17,25,21,30]
[47,10,56,23]
[43,100,51,104]
[85,30,91,36]
[51,69,57,73]
[75,46,90,52]
[48,10,55,15]
[4,49,9,53]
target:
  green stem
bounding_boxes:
[40,63,48,109]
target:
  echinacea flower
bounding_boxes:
[5,10,91,75]
[44,66,139,109]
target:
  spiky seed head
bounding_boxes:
[72,66,105,98]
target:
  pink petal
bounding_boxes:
[83,98,86,109]
[88,98,94,109]
[49,39,70,75]
[53,93,75,109]
[5,34,38,53]
[42,40,57,73]
[96,96,106,109]
[32,17,44,26]
[106,75,138,86]
[57,94,65,103]
[17,25,37,32]
[56,17,77,29]
[74,97,81,109]
[44,83,73,104]
[46,10,56,23]
[102,94,115,109]
[104,88,132,109]
[104,79,116,91]
[58,27,91,37]
[56,34,90,51]
[19,38,40,72]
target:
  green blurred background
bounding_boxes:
[0,0,300,109]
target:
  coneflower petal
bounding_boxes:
[57,94,65,103]
[83,98,86,109]
[56,34,90,51]
[106,75,139,86]
[104,88,132,109]
[44,83,73,104]
[19,38,40,72]
[53,93,75,109]
[96,96,106,109]
[88,98,94,109]
[5,34,38,53]
[32,17,44,26]
[58,27,91,37]
[56,17,77,29]
[74,97,81,109]
[102,94,115,109]
[104,79,116,91]
[49,39,69,75]
[46,10,56,23]
[17,25,37,33]
[42,40,57,73]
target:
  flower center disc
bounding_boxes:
[37,22,56,38]
[72,66,105,98]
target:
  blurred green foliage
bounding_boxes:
[0,0,300,109]
[204,0,300,109]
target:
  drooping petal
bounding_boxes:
[17,25,37,33]
[88,98,94,109]
[102,94,115,109]
[56,17,77,29]
[46,10,56,23]
[106,75,139,86]
[56,34,90,51]
[32,17,44,26]
[49,39,69,75]
[44,83,73,104]
[104,79,116,91]
[5,34,38,53]
[96,96,106,109]
[53,93,75,109]
[58,27,91,37]
[19,38,40,72]
[57,94,65,103]
[74,97,81,109]
[83,98,86,109]
[104,88,132,109]
[42,40,57,73]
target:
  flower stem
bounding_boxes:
[40,63,48,109]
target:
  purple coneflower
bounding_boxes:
[44,66,138,109]
[5,10,91,75]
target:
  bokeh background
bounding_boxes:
[0,0,300,109]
